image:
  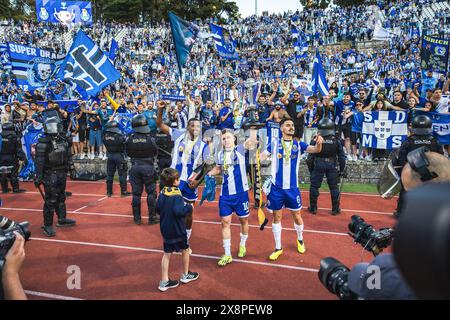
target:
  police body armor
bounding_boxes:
[104,132,125,154]
[46,138,69,170]
[126,133,158,160]
[317,136,339,160]
[0,131,17,155]
[405,135,440,154]
[155,133,174,158]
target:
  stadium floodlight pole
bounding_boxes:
[255,0,258,16]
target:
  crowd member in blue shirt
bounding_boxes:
[334,93,356,160]
[218,98,234,130]
[199,100,216,133]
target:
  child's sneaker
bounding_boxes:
[180,271,199,284]
[158,279,179,292]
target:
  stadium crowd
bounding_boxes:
[1,0,450,162]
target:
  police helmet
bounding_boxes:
[318,118,335,137]
[1,122,15,132]
[105,120,122,134]
[44,117,60,135]
[131,114,150,134]
[411,115,432,136]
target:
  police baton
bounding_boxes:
[337,167,347,203]
[36,183,45,201]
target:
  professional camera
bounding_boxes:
[348,215,394,256]
[318,257,358,300]
[0,218,31,268]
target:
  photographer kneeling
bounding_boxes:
[320,149,450,300]
[0,216,28,300]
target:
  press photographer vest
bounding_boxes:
[104,132,125,153]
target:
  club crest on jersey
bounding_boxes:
[179,146,184,152]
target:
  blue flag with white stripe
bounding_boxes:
[7,42,64,91]
[0,43,11,70]
[56,30,121,99]
[311,49,329,96]
[109,39,119,62]
[210,23,238,60]
[418,111,450,145]
[362,111,408,150]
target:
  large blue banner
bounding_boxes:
[362,111,408,150]
[7,42,65,92]
[210,23,238,60]
[36,0,92,25]
[19,123,44,181]
[420,112,450,145]
[57,30,121,99]
[421,36,449,74]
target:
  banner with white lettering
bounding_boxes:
[418,111,450,145]
[7,42,65,92]
[362,111,408,150]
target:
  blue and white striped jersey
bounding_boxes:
[262,138,308,190]
[169,128,209,182]
[216,145,249,196]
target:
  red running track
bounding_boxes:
[0,180,396,300]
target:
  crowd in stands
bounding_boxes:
[1,0,450,162]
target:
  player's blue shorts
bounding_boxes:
[267,184,302,212]
[219,192,250,218]
[179,180,198,202]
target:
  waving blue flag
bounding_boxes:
[19,123,44,181]
[109,39,119,62]
[311,49,329,96]
[57,30,121,99]
[210,23,238,60]
[168,11,201,77]
[418,111,450,145]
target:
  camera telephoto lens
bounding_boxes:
[319,257,358,300]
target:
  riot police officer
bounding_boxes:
[34,117,76,237]
[155,130,174,185]
[0,122,26,193]
[308,118,346,216]
[394,115,443,216]
[125,115,159,225]
[103,121,131,197]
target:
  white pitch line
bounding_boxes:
[73,206,88,213]
[0,207,350,236]
[24,290,83,300]
[30,237,319,273]
[97,196,108,202]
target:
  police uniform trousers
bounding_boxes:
[0,154,20,192]
[310,158,340,209]
[129,159,157,218]
[42,169,68,226]
[106,152,128,191]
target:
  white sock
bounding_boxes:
[294,223,304,242]
[272,223,282,250]
[223,238,231,256]
[240,233,248,247]
[186,229,192,240]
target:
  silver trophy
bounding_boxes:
[243,78,264,129]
